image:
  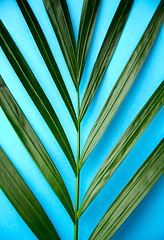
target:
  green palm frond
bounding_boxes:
[0,0,163,239]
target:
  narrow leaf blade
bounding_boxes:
[16,0,77,129]
[89,139,164,240]
[0,76,75,222]
[77,0,101,83]
[43,0,77,88]
[0,21,76,175]
[80,0,164,167]
[79,80,164,216]
[80,0,134,120]
[0,148,60,240]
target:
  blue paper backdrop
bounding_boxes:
[0,0,164,239]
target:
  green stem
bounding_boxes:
[74,89,80,240]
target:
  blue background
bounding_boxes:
[0,0,164,239]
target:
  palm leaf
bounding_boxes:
[0,0,163,239]
[15,0,77,129]
[0,21,76,176]
[89,138,164,240]
[80,0,134,120]
[80,0,164,167]
[79,80,164,216]
[43,0,77,88]
[0,75,75,222]
[0,147,60,240]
